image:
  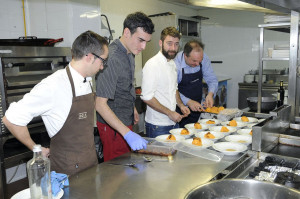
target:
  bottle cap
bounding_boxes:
[33,144,42,152]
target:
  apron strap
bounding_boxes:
[66,66,76,98]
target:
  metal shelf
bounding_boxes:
[262,57,289,61]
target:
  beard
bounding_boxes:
[162,43,178,60]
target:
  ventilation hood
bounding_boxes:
[160,0,300,14]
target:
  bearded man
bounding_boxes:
[141,27,190,138]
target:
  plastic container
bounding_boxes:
[27,145,52,198]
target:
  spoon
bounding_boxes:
[143,156,168,162]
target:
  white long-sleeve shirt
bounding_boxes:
[5,64,92,138]
[141,51,178,126]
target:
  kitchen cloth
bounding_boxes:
[51,171,69,197]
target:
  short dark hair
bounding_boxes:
[183,40,205,57]
[160,27,181,42]
[123,12,155,35]
[71,30,108,60]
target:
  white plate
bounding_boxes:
[169,128,194,139]
[247,123,258,129]
[221,121,247,129]
[213,142,247,156]
[182,138,214,149]
[225,135,252,146]
[237,128,253,136]
[198,119,222,126]
[209,126,237,135]
[11,188,64,199]
[233,117,258,123]
[258,118,266,123]
[195,131,225,142]
[155,134,185,145]
[185,123,209,133]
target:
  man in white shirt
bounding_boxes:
[141,27,190,138]
[2,31,108,176]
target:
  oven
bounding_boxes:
[0,46,71,199]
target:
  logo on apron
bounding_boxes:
[78,112,87,119]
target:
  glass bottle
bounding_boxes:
[27,145,52,199]
[277,80,284,107]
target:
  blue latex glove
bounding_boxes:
[51,171,69,197]
[124,131,148,151]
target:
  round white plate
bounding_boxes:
[169,128,194,139]
[258,118,266,123]
[185,123,209,133]
[237,128,253,136]
[11,188,64,199]
[213,142,247,156]
[195,131,225,142]
[233,117,258,123]
[209,126,237,135]
[155,134,185,145]
[221,121,247,129]
[198,119,222,126]
[225,135,252,146]
[182,138,214,149]
[247,123,258,129]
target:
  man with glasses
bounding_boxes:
[3,31,108,176]
[95,12,154,161]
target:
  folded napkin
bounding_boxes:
[51,171,69,197]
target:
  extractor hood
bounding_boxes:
[160,0,300,14]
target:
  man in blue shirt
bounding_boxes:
[174,40,218,127]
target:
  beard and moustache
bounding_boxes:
[162,43,178,60]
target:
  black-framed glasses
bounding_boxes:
[91,53,107,66]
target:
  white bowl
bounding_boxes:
[213,142,247,156]
[198,119,222,126]
[233,117,258,123]
[195,131,225,142]
[185,123,209,133]
[247,123,258,129]
[237,128,253,136]
[209,126,237,135]
[182,138,214,149]
[155,134,185,145]
[169,128,194,139]
[225,135,252,146]
[221,121,247,129]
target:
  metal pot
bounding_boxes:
[185,179,300,199]
[247,96,277,112]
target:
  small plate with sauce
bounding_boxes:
[212,142,247,156]
[225,135,252,146]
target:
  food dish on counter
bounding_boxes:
[155,134,185,144]
[225,135,252,146]
[221,121,247,129]
[194,122,202,129]
[167,134,176,141]
[221,126,229,132]
[247,123,258,129]
[209,126,237,135]
[182,138,214,148]
[192,137,202,146]
[205,106,225,114]
[237,128,253,136]
[195,131,225,142]
[198,119,222,126]
[233,116,258,123]
[180,128,189,135]
[212,142,247,156]
[185,123,209,133]
[170,128,194,138]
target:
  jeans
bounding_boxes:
[145,122,179,138]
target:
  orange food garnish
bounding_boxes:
[218,106,225,112]
[221,126,229,132]
[206,120,215,124]
[210,107,219,114]
[194,122,202,129]
[229,120,237,127]
[249,130,253,135]
[180,128,189,135]
[205,107,211,112]
[241,116,249,122]
[204,132,215,139]
[192,137,202,146]
[166,134,176,141]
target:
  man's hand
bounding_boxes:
[179,104,190,117]
[187,99,205,112]
[205,92,214,108]
[134,107,139,125]
[123,131,148,151]
[42,147,50,158]
[167,111,183,123]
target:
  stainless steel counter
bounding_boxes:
[61,150,247,199]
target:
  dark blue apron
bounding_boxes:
[176,63,203,128]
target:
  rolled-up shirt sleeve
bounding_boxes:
[141,60,157,101]
[202,54,218,95]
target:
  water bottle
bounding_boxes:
[27,145,52,199]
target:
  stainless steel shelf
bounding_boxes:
[262,57,289,61]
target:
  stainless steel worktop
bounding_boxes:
[61,150,247,199]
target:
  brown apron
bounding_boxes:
[50,66,98,176]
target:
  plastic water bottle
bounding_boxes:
[27,145,52,199]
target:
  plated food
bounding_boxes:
[225,135,252,146]
[182,137,214,148]
[198,119,222,126]
[185,123,209,133]
[195,131,225,142]
[212,142,247,156]
[209,126,237,135]
[237,128,253,136]
[221,120,247,129]
[233,116,258,123]
[170,128,194,138]
[205,106,225,114]
[155,134,185,145]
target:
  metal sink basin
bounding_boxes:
[185,179,300,199]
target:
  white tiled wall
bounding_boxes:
[0,0,101,47]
